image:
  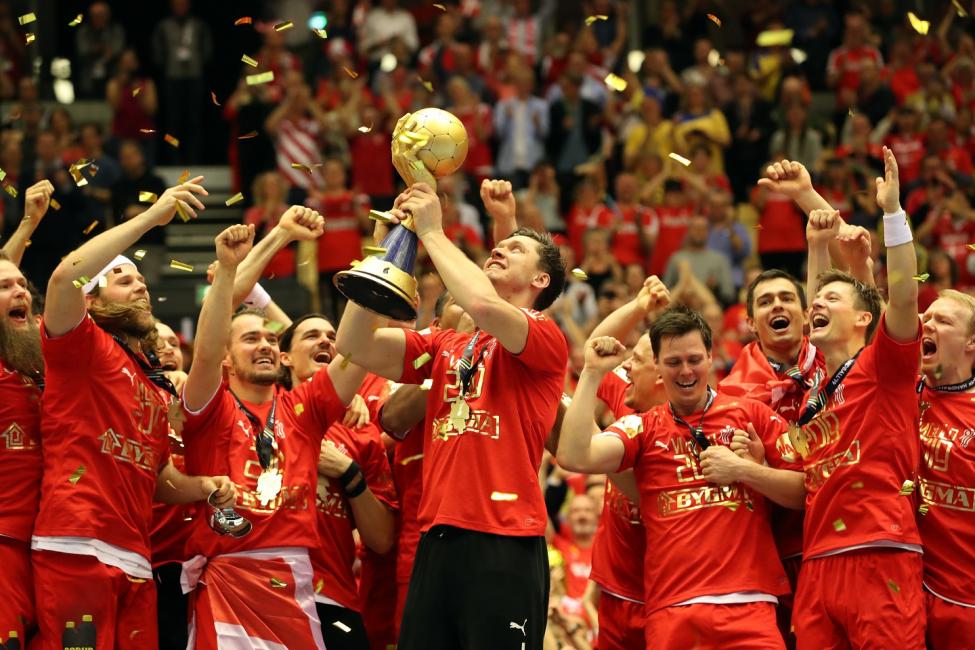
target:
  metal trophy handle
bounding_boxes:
[207,490,252,537]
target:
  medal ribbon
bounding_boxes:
[230,392,279,470]
[767,357,810,389]
[457,331,486,398]
[669,386,716,454]
[110,334,178,398]
[796,351,861,427]
[917,373,975,394]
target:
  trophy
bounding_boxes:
[334,108,469,321]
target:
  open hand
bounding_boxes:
[875,146,901,214]
[149,176,208,226]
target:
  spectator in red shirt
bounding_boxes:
[646,180,694,278]
[446,76,494,183]
[751,163,807,280]
[608,173,654,269]
[553,494,598,602]
[349,104,396,208]
[566,178,613,262]
[884,104,926,185]
[887,37,921,106]
[827,10,883,110]
[927,117,974,177]
[243,171,294,280]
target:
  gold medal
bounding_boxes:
[448,399,469,432]
[256,469,282,506]
[787,422,810,459]
[167,400,186,434]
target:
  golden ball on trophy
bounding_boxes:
[409,107,470,178]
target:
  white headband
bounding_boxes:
[83,255,137,294]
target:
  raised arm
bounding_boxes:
[876,146,918,342]
[182,224,255,412]
[590,275,669,340]
[557,337,627,474]
[401,183,533,354]
[379,384,428,438]
[805,209,840,300]
[44,177,207,337]
[481,179,518,243]
[2,180,53,265]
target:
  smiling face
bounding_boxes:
[0,260,31,331]
[748,277,806,357]
[226,313,281,386]
[622,334,665,411]
[154,321,183,370]
[656,330,712,414]
[921,295,975,379]
[808,280,869,349]
[281,317,337,384]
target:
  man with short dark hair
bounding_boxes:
[559,304,805,649]
[337,183,568,649]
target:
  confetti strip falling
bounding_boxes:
[69,14,84,27]
[584,15,608,26]
[18,13,36,25]
[50,198,61,210]
[313,28,328,39]
[343,66,359,79]
[274,21,294,32]
[246,71,274,86]
[25,33,35,44]
[668,152,691,166]
[238,131,259,140]
[170,260,194,272]
[83,220,99,235]
[571,268,588,280]
[178,169,190,183]
[4,185,18,198]
[417,76,433,92]
[295,403,305,416]
[225,192,244,206]
[139,192,158,203]
[234,16,252,25]
[71,276,91,289]
[363,246,387,255]
[134,249,147,261]
[707,13,721,27]
[333,621,352,633]
[490,491,519,501]
[211,91,221,106]
[266,321,286,334]
[270,578,287,588]
[913,273,930,282]
[907,12,930,35]
[68,466,86,484]
[604,73,627,92]
[358,124,373,133]
[413,353,432,369]
[139,128,156,134]
[241,54,258,68]
[164,134,180,148]
[132,87,141,97]
[291,162,313,173]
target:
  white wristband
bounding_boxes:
[243,283,271,309]
[883,210,912,248]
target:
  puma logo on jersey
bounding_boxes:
[962,429,975,449]
[779,404,797,413]
[121,367,136,385]
[510,619,527,636]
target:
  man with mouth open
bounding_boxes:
[791,146,926,649]
[0,180,55,644]
[32,177,238,649]
[916,289,975,648]
[559,305,806,649]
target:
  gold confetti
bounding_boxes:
[269,577,287,588]
[953,0,968,17]
[175,202,191,222]
[49,198,61,211]
[71,276,91,289]
[25,33,35,44]
[211,91,221,106]
[69,14,84,27]
[707,13,721,27]
[274,21,294,32]
[132,87,141,97]
[724,502,740,511]
[266,321,286,333]
[899,479,915,495]
[358,124,373,133]
[238,131,259,140]
[887,579,900,593]
[417,76,433,92]
[246,71,274,86]
[832,518,847,532]
[584,15,608,26]
[18,12,36,25]
[913,273,930,282]
[571,268,588,281]
[126,575,148,583]
[234,16,253,25]
[343,66,359,79]
[134,249,147,261]
[369,210,393,223]
[178,169,190,183]
[130,630,141,639]
[851,481,864,489]
[291,162,313,173]
[919,503,930,516]
[313,28,328,39]
[364,246,387,256]
[668,152,691,166]
[139,128,156,134]
[315,579,324,593]
[333,621,352,633]
[225,192,244,206]
[139,191,158,203]
[968,243,975,251]
[907,12,930,35]
[399,453,424,466]
[413,352,432,369]
[0,167,5,181]
[295,403,305,416]
[298,258,311,267]
[604,73,627,92]
[83,220,98,235]
[170,260,194,272]
[68,465,86,484]
[490,491,519,501]
[241,54,259,68]
[4,185,18,198]
[756,29,794,48]
[420,378,433,390]
[98,276,107,288]
[89,163,100,177]
[340,354,351,369]
[164,134,180,148]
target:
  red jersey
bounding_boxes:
[918,386,975,606]
[754,188,806,254]
[37,315,171,559]
[590,369,645,602]
[610,205,654,268]
[553,534,593,599]
[311,422,398,611]
[350,131,395,198]
[150,433,196,566]
[720,338,824,560]
[604,393,796,612]
[0,359,42,542]
[308,191,369,272]
[567,203,613,262]
[398,311,568,536]
[180,370,346,557]
[795,316,921,558]
[929,211,975,288]
[243,205,295,279]
[647,205,693,277]
[827,45,884,102]
[392,416,425,585]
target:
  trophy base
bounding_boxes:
[334,256,419,322]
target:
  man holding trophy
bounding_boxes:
[336,109,567,649]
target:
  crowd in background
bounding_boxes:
[1,0,975,644]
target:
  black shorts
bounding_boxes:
[315,602,370,650]
[153,562,188,650]
[398,525,549,650]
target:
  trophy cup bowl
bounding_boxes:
[334,107,469,321]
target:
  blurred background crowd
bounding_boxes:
[1,1,974,643]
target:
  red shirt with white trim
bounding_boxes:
[646,205,693,277]
[604,393,795,612]
[398,311,567,536]
[590,369,646,602]
[308,190,369,273]
[553,533,593,599]
[392,416,425,585]
[610,205,655,268]
[796,315,922,558]
[180,369,345,557]
[310,422,398,611]
[37,315,171,559]
[917,386,975,605]
[0,358,42,542]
